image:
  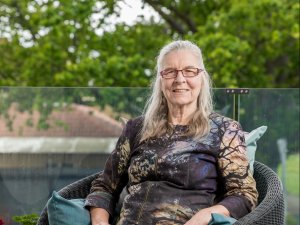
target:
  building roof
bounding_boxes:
[0,103,123,137]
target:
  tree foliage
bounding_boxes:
[0,0,298,87]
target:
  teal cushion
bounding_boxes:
[245,126,268,174]
[208,213,237,225]
[47,191,91,225]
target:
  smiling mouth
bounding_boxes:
[172,89,189,92]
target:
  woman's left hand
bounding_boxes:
[184,205,229,225]
[183,208,212,225]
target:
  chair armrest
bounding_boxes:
[234,161,285,225]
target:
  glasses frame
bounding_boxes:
[160,68,203,79]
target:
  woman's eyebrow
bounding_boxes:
[183,65,198,69]
[162,67,176,71]
[163,65,198,70]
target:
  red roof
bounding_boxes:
[0,103,123,137]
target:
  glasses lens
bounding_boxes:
[183,68,199,77]
[162,70,177,78]
[161,68,201,78]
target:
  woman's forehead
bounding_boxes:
[161,49,201,67]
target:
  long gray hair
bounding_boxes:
[140,40,213,141]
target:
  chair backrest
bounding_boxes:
[37,161,285,225]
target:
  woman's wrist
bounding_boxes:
[94,221,110,225]
[90,207,110,225]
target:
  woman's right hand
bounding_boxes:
[90,207,110,225]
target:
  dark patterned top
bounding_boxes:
[85,113,258,225]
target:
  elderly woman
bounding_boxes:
[84,40,258,225]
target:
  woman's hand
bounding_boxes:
[183,208,212,225]
[90,207,110,225]
[184,205,230,225]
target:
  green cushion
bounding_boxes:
[47,191,91,225]
[245,126,268,174]
[208,213,237,225]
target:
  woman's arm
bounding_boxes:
[185,119,258,225]
[84,119,137,221]
[217,120,258,219]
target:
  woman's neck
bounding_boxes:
[167,104,197,125]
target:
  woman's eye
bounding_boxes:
[185,68,195,72]
[166,70,176,74]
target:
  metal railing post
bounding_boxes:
[225,88,250,122]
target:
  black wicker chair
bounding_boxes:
[37,161,285,225]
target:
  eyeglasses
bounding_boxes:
[160,68,203,79]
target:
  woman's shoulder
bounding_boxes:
[209,112,240,127]
[123,116,144,149]
[121,116,144,138]
[125,116,144,129]
[208,113,243,142]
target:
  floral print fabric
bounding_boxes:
[84,113,258,224]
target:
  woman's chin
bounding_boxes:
[169,100,194,108]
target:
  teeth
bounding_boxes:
[173,89,188,92]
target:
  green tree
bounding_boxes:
[147,0,299,87]
[0,0,298,87]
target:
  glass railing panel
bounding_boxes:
[239,88,299,224]
[2,87,298,224]
[213,88,234,118]
[0,87,234,223]
[0,87,151,224]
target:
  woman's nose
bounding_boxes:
[174,71,186,83]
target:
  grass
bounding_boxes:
[277,153,299,195]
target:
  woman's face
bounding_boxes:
[160,50,202,109]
